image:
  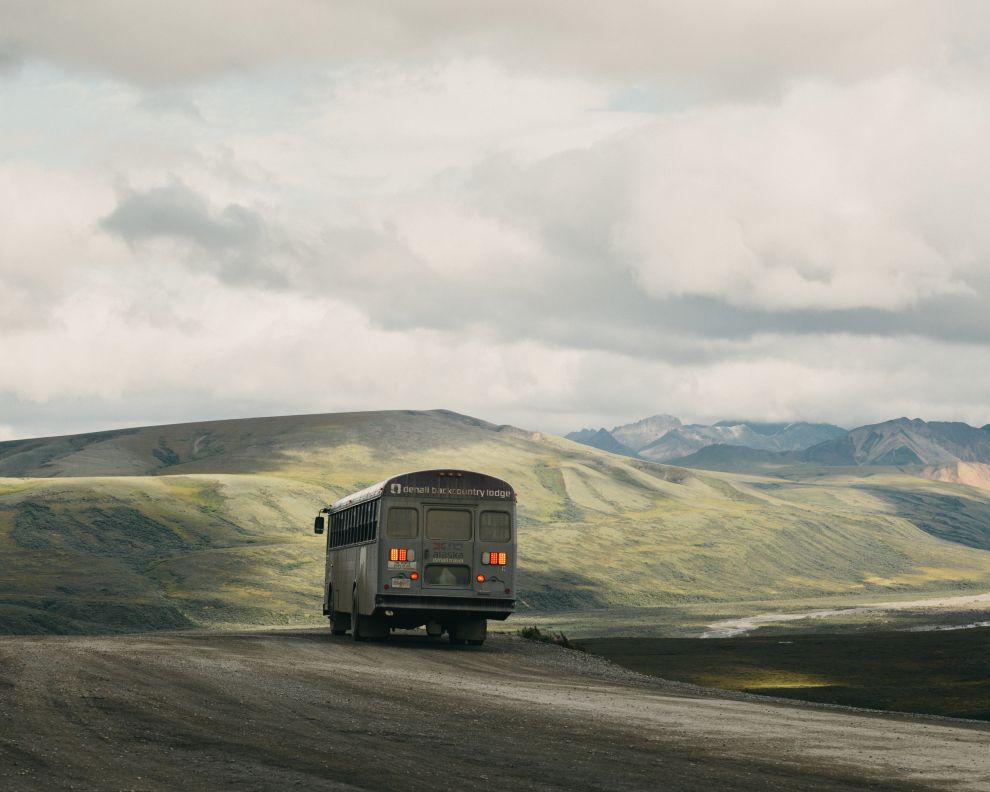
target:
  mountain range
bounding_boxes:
[567,416,846,461]
[799,418,990,466]
[567,415,990,480]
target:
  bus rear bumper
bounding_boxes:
[374,593,515,621]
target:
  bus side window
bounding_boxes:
[479,511,511,542]
[387,507,418,538]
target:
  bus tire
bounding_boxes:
[330,610,349,636]
[351,590,366,642]
[450,619,486,646]
[328,588,349,635]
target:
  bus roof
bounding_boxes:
[329,469,515,512]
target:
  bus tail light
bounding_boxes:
[410,571,419,581]
[476,574,485,583]
[481,551,508,566]
[389,547,413,562]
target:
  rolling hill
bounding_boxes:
[4,409,990,634]
[666,444,790,473]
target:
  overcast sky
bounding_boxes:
[2,1,990,440]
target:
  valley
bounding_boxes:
[579,626,990,722]
[4,410,990,634]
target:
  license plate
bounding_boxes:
[387,560,416,571]
[390,578,411,589]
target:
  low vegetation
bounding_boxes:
[517,625,583,650]
[579,627,990,721]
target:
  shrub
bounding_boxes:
[517,625,584,651]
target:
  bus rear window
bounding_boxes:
[479,511,511,542]
[387,507,418,538]
[426,509,471,540]
[424,565,470,586]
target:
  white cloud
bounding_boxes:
[3,1,987,97]
[612,76,986,311]
[3,4,990,438]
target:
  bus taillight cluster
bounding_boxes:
[389,547,413,562]
[482,551,507,566]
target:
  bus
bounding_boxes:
[313,469,516,645]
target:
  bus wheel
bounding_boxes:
[328,589,349,635]
[450,619,486,646]
[351,591,366,642]
[330,609,349,636]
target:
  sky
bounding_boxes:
[2,1,990,440]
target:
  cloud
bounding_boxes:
[610,77,984,312]
[261,71,990,352]
[2,0,988,98]
[4,6,990,439]
[0,161,123,329]
[100,181,288,287]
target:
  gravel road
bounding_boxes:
[1,629,987,791]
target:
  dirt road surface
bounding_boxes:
[1,629,987,791]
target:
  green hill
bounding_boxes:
[3,409,990,634]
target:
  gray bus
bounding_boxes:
[313,469,516,645]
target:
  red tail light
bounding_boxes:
[410,572,419,581]
[476,574,485,583]
[481,551,508,566]
[389,547,409,562]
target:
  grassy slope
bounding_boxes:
[4,409,990,633]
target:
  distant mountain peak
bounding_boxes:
[609,414,682,452]
[638,421,847,462]
[566,414,846,461]
[564,427,636,457]
[800,418,990,467]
